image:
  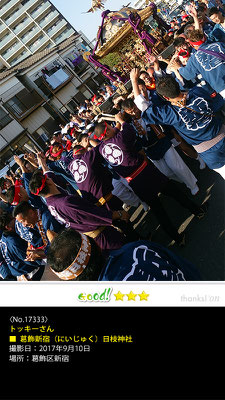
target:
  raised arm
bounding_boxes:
[23,153,39,168]
[157,55,170,65]
[36,152,49,174]
[188,4,201,32]
[130,68,141,98]
[148,54,163,76]
[13,155,29,174]
[130,68,150,112]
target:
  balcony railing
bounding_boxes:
[13,17,33,35]
[0,24,8,33]
[0,0,20,17]
[10,50,31,66]
[48,20,67,37]
[54,28,75,44]
[39,10,59,28]
[2,42,24,59]
[20,26,40,43]
[30,1,51,20]
[4,0,40,25]
[0,32,14,48]
[29,35,49,52]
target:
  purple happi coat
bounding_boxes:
[46,193,125,252]
[99,123,169,204]
[68,146,123,210]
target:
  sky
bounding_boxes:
[51,0,133,42]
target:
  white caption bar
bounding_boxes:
[0,282,224,307]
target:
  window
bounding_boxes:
[6,97,27,116]
[54,28,70,42]
[46,18,62,34]
[42,118,60,135]
[34,77,53,97]
[36,127,49,141]
[4,88,43,118]
[0,107,12,129]
[73,92,86,104]
[0,34,10,45]
[86,78,99,93]
[30,1,47,17]
[21,0,30,5]
[73,59,90,76]
[39,9,54,26]
[64,52,89,76]
[67,99,79,112]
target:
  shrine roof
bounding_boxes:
[94,5,155,58]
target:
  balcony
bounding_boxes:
[29,35,49,52]
[0,0,20,17]
[54,28,75,44]
[4,88,44,121]
[10,50,31,66]
[0,24,8,34]
[48,20,67,37]
[39,10,59,28]
[20,26,40,44]
[2,42,24,60]
[4,0,40,26]
[13,17,33,35]
[0,33,15,49]
[44,68,72,90]
[30,2,51,20]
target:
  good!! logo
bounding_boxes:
[78,288,112,302]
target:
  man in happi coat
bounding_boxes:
[169,29,225,99]
[47,228,202,281]
[13,201,62,262]
[0,212,44,280]
[68,143,139,241]
[131,69,225,178]
[29,169,130,256]
[93,115,207,246]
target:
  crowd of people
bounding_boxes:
[166,0,225,40]
[0,0,224,282]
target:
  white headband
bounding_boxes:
[51,234,91,280]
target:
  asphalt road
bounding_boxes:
[129,148,225,281]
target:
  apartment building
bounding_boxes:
[0,34,104,169]
[0,0,77,69]
[132,0,161,8]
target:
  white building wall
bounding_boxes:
[82,88,93,98]
[51,81,77,105]
[0,120,24,148]
[0,136,9,152]
[0,37,103,157]
[0,79,23,102]
[21,106,51,133]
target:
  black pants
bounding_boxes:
[148,180,201,242]
[113,219,140,242]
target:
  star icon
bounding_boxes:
[114,291,125,301]
[138,291,149,301]
[127,291,137,301]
